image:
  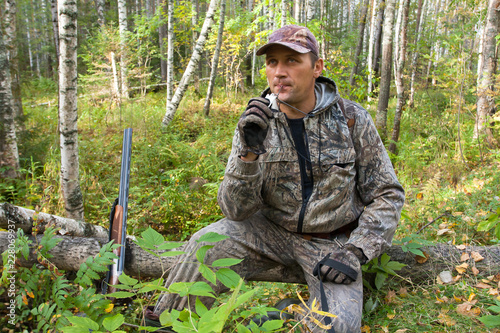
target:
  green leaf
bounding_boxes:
[211,258,243,267]
[67,316,100,330]
[478,218,497,232]
[196,245,214,263]
[479,315,500,327]
[489,305,500,314]
[216,268,242,289]
[102,313,125,331]
[374,271,388,290]
[199,264,217,285]
[118,273,138,286]
[141,227,165,246]
[159,308,177,326]
[197,232,229,243]
[262,319,285,330]
[188,281,216,298]
[169,282,193,297]
[105,291,135,298]
[195,297,209,317]
[61,327,92,333]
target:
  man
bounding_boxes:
[151,24,405,332]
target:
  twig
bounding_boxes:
[416,212,451,234]
[122,321,173,332]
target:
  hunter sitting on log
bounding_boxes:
[145,24,405,333]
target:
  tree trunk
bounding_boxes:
[96,0,106,26]
[158,0,168,82]
[162,0,219,127]
[0,203,108,239]
[50,0,60,63]
[0,29,20,179]
[349,0,369,92]
[408,0,425,108]
[367,0,383,100]
[475,0,500,147]
[58,0,84,221]
[118,0,130,99]
[306,0,316,22]
[294,0,301,23]
[281,0,288,27]
[2,231,499,284]
[166,0,174,102]
[203,0,226,117]
[388,0,410,155]
[4,0,24,126]
[375,0,396,142]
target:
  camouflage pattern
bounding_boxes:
[256,24,319,57]
[218,76,405,262]
[153,76,404,332]
[154,214,363,332]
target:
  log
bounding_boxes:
[0,203,108,238]
[1,231,499,283]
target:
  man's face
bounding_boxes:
[265,45,323,109]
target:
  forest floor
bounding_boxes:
[1,81,500,332]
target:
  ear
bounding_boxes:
[313,58,324,78]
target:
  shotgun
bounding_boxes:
[102,128,133,295]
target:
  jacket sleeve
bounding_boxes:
[217,128,264,221]
[345,102,405,261]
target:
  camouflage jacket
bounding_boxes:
[217,76,405,261]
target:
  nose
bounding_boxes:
[274,61,287,79]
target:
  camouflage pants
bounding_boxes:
[154,212,363,333]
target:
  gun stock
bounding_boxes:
[103,128,132,296]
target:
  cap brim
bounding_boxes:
[256,42,311,56]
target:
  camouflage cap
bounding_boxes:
[256,24,319,57]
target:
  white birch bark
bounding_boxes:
[203,0,226,116]
[111,52,120,99]
[0,32,19,179]
[475,0,500,146]
[294,0,301,23]
[162,0,219,127]
[96,0,105,26]
[166,0,174,102]
[375,0,396,142]
[118,0,129,99]
[408,0,426,107]
[349,0,370,89]
[58,0,84,220]
[367,0,380,100]
[281,0,287,27]
[307,0,316,22]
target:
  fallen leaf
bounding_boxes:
[398,287,408,297]
[453,295,464,302]
[415,251,429,264]
[361,325,371,333]
[468,293,476,302]
[476,282,491,289]
[455,263,469,274]
[385,290,397,304]
[395,329,408,333]
[387,312,396,319]
[438,312,456,326]
[417,193,424,200]
[489,289,499,296]
[456,244,467,250]
[439,222,449,229]
[460,252,470,262]
[472,266,480,275]
[452,211,463,216]
[471,251,484,262]
[456,302,480,317]
[437,228,454,236]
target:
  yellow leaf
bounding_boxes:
[472,266,480,275]
[314,309,337,318]
[471,251,484,262]
[387,312,396,319]
[438,313,456,326]
[455,263,468,274]
[27,291,35,298]
[468,293,476,302]
[104,303,114,313]
[361,325,371,333]
[460,252,470,262]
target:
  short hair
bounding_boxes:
[309,52,319,68]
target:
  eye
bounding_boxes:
[266,58,277,66]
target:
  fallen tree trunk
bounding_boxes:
[1,231,499,283]
[0,203,108,238]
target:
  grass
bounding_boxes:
[2,77,500,332]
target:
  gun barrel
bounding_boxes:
[117,128,132,275]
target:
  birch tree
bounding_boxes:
[4,0,23,124]
[118,0,129,99]
[203,0,226,116]
[0,28,20,179]
[158,0,168,81]
[349,0,370,91]
[389,0,410,154]
[96,0,105,26]
[367,0,384,99]
[408,0,425,107]
[375,0,396,141]
[166,0,174,102]
[475,0,500,147]
[58,0,84,220]
[281,0,288,26]
[162,0,219,127]
[50,0,59,61]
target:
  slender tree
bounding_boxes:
[203,0,226,116]
[96,0,105,26]
[281,0,287,26]
[0,28,20,179]
[50,0,59,62]
[475,0,500,147]
[375,0,396,141]
[162,0,219,127]
[349,0,370,92]
[58,0,84,220]
[389,0,410,154]
[118,0,129,98]
[166,0,174,102]
[408,0,425,107]
[158,0,168,81]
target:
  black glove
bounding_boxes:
[238,97,272,157]
[314,244,367,285]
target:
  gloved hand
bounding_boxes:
[315,244,367,285]
[238,97,272,157]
